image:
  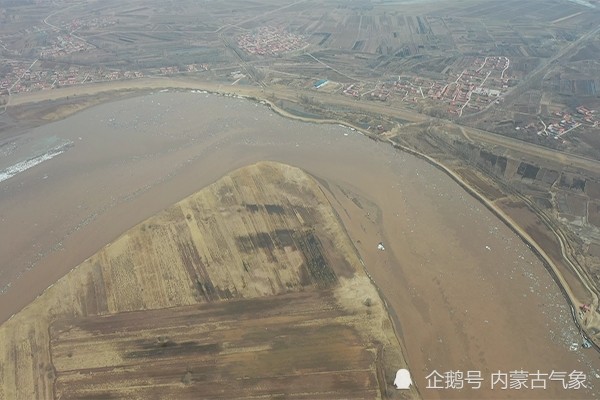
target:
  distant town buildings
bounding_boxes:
[0,12,597,145]
[237,26,307,56]
[0,61,145,95]
[338,56,512,117]
[39,34,93,59]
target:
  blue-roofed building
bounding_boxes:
[314,79,329,89]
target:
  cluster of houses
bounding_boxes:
[342,82,394,101]
[237,26,306,56]
[545,114,581,136]
[343,84,360,97]
[516,106,598,139]
[0,63,145,95]
[444,56,510,115]
[576,105,598,125]
[540,107,598,137]
[40,35,92,59]
[63,17,116,32]
[337,56,511,115]
[2,58,211,95]
[159,64,208,76]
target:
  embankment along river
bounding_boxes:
[0,91,598,398]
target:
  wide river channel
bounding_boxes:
[1,91,598,398]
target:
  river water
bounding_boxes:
[0,91,598,398]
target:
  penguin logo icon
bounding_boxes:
[394,369,412,390]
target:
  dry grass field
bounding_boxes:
[0,161,412,399]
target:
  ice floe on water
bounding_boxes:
[0,141,73,184]
[567,0,596,8]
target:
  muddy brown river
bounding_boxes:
[1,91,598,398]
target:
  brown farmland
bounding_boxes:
[0,162,412,400]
